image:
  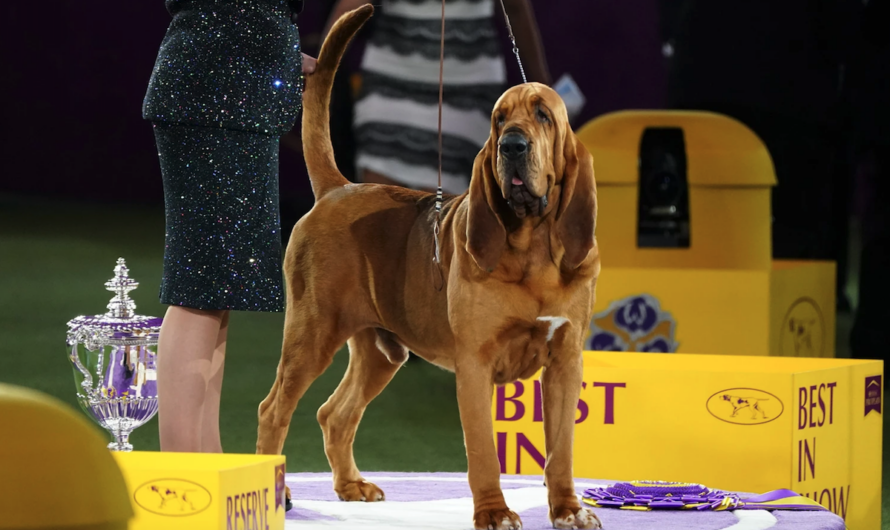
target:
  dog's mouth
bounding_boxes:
[505,170,547,219]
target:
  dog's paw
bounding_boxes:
[551,506,602,529]
[334,480,385,502]
[474,508,522,530]
[285,485,293,511]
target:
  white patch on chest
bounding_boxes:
[536,316,569,342]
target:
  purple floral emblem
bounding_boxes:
[586,294,678,353]
[638,336,673,353]
[588,332,628,352]
[614,297,660,335]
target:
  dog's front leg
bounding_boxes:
[456,359,522,530]
[541,329,602,530]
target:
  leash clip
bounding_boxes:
[510,37,527,84]
[433,220,441,264]
[433,186,443,264]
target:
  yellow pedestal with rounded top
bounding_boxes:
[0,383,133,530]
[576,110,835,357]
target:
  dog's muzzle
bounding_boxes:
[500,133,547,218]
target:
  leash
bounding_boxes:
[431,0,528,272]
[433,0,445,268]
[497,0,528,84]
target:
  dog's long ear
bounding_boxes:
[554,130,596,270]
[467,137,507,272]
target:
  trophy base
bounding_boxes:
[108,441,134,452]
[76,394,158,452]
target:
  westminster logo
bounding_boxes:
[585,294,678,353]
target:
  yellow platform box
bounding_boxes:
[112,451,287,530]
[576,111,835,357]
[492,352,883,529]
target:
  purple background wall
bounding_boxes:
[0,1,666,205]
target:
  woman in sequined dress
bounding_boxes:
[143,0,315,453]
[323,0,550,193]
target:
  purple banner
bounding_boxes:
[865,375,882,416]
[276,464,286,512]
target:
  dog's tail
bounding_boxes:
[301,5,373,200]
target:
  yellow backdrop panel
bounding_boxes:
[584,261,836,357]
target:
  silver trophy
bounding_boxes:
[67,258,162,451]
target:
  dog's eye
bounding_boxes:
[536,108,551,124]
[496,114,506,128]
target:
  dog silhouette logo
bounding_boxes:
[586,294,678,353]
[788,318,816,354]
[707,388,783,425]
[780,298,825,357]
[134,479,212,516]
[720,394,769,420]
[151,485,198,511]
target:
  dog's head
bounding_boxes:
[467,83,596,272]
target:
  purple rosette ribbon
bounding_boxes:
[582,481,827,512]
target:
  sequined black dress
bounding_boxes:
[143,0,304,312]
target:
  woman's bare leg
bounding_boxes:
[201,311,229,453]
[157,305,228,452]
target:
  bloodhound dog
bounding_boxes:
[256,6,602,529]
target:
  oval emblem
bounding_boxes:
[706,388,783,425]
[134,478,212,516]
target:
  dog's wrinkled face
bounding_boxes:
[492,83,568,219]
[468,82,593,272]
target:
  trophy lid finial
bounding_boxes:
[104,258,138,319]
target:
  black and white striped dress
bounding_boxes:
[354,0,506,193]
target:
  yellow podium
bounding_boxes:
[577,111,835,357]
[112,451,287,530]
[492,352,883,529]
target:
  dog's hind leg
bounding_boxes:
[256,307,347,457]
[317,327,402,502]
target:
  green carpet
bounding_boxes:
[0,195,466,472]
[0,195,885,526]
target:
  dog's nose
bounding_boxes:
[499,133,528,160]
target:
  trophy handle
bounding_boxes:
[69,342,94,395]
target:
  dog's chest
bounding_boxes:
[494,248,567,305]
